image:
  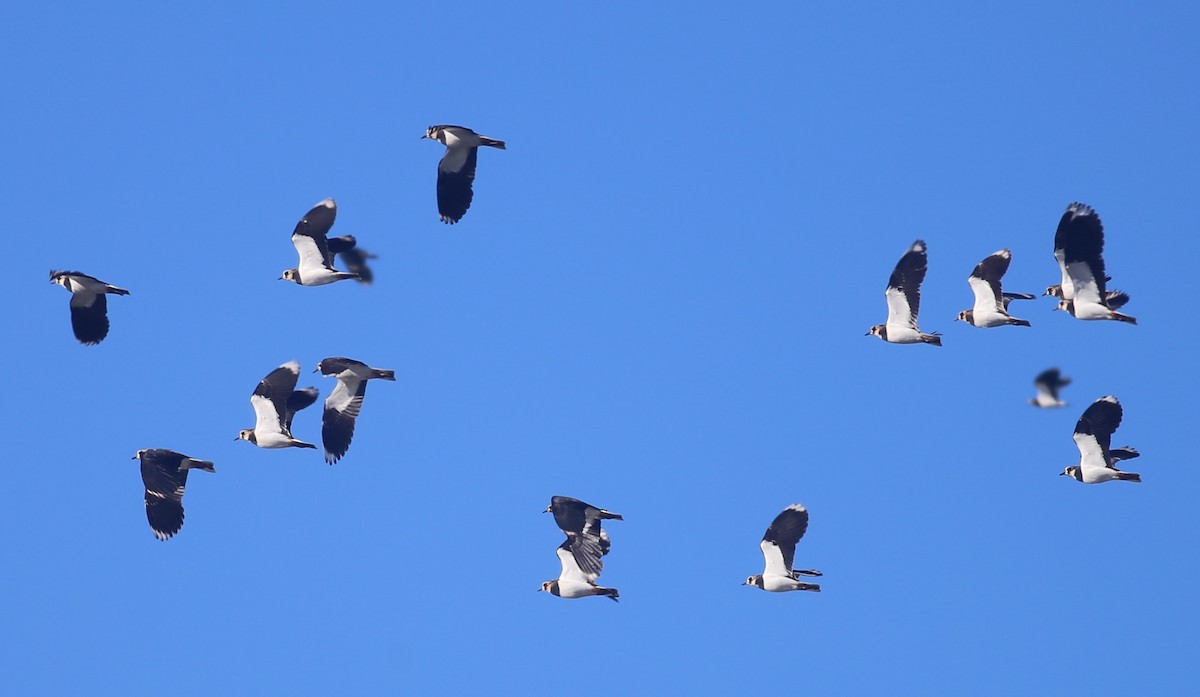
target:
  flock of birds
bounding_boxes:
[45,126,1146,599]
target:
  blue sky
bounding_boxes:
[5,2,1198,694]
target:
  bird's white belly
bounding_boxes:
[1070,301,1111,320]
[1035,393,1062,408]
[884,324,923,343]
[762,574,803,592]
[971,309,1010,327]
[442,130,480,148]
[1078,465,1118,483]
[557,579,599,599]
[254,432,298,448]
[297,268,342,286]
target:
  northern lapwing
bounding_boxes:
[744,504,822,593]
[956,250,1033,328]
[1060,396,1142,483]
[1050,203,1136,324]
[236,361,318,449]
[544,496,623,578]
[315,357,395,464]
[422,125,506,224]
[540,534,619,602]
[49,270,129,345]
[1030,368,1070,408]
[867,240,941,345]
[280,199,360,286]
[132,449,214,541]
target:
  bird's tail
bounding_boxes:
[107,285,131,296]
[295,440,318,450]
[479,137,506,150]
[183,458,216,473]
[796,582,822,592]
[373,369,396,381]
[1010,318,1032,327]
[1116,471,1142,483]
[1111,312,1137,325]
[598,509,624,521]
[597,587,620,602]
[921,333,943,347]
[1003,292,1037,301]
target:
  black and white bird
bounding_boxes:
[540,535,619,602]
[422,125,506,224]
[1030,368,1070,408]
[236,361,319,449]
[544,496,624,578]
[327,235,378,285]
[1049,202,1136,324]
[49,270,130,345]
[1060,395,1142,484]
[315,357,395,464]
[744,504,822,593]
[132,448,214,541]
[867,240,942,345]
[280,198,360,286]
[956,249,1034,328]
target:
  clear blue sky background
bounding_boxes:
[5,2,1198,694]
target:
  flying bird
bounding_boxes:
[544,496,623,578]
[540,534,619,602]
[132,448,214,541]
[956,249,1033,328]
[280,198,360,286]
[327,235,378,285]
[236,361,319,449]
[1060,395,1142,483]
[315,357,396,464]
[867,240,942,345]
[744,504,823,592]
[422,125,506,224]
[49,270,130,345]
[1050,202,1136,324]
[1030,368,1070,408]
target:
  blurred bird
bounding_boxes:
[327,235,378,285]
[1030,368,1070,408]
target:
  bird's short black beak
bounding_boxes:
[1058,471,1066,476]
[130,454,137,460]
